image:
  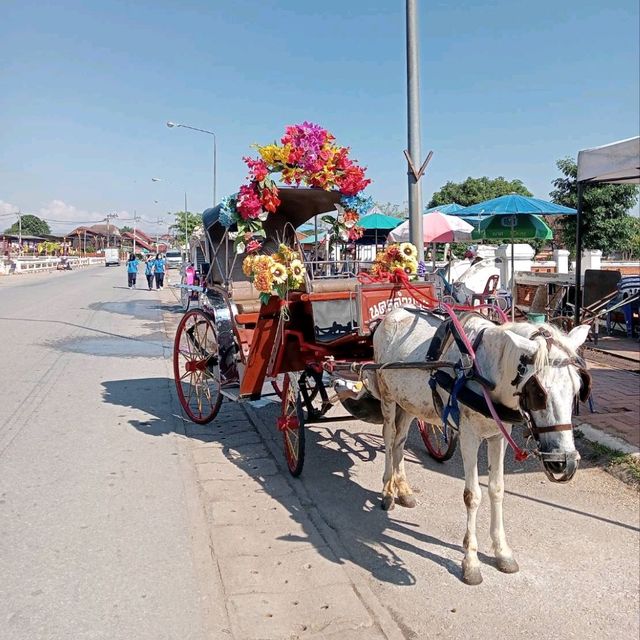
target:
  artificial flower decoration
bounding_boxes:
[370,243,419,282]
[218,122,371,253]
[242,244,307,304]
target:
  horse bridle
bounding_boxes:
[512,328,591,483]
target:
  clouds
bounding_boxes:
[34,200,132,234]
[0,200,19,216]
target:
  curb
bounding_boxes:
[574,421,640,457]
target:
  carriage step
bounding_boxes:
[220,384,241,401]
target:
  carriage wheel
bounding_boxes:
[417,419,458,462]
[180,275,191,312]
[173,309,223,424]
[278,372,305,476]
[298,368,331,418]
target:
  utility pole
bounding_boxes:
[405,0,428,263]
[184,192,188,261]
[18,210,22,254]
[132,210,140,255]
[105,212,118,249]
[155,217,164,248]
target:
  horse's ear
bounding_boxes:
[504,330,540,360]
[566,324,590,350]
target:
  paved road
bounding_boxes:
[0,267,226,640]
[1,267,638,640]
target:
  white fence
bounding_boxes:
[0,256,104,276]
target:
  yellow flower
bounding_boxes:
[254,270,273,294]
[242,255,256,277]
[289,259,305,283]
[278,244,296,262]
[270,262,287,284]
[257,144,285,167]
[399,242,418,259]
[404,258,418,274]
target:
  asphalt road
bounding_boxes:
[0,267,221,640]
[1,267,638,640]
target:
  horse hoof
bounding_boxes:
[396,494,416,508]
[462,566,483,586]
[381,495,395,511]
[496,557,520,574]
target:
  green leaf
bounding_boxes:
[259,292,272,306]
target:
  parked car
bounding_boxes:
[165,249,183,270]
[104,248,120,267]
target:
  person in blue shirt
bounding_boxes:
[127,253,139,288]
[154,253,166,289]
[144,256,155,290]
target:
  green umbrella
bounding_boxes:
[471,214,553,241]
[470,214,553,320]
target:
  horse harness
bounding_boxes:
[424,317,591,481]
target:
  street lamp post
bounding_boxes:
[166,121,217,207]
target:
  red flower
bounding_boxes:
[260,185,281,213]
[237,183,264,220]
[244,157,269,182]
[338,165,371,196]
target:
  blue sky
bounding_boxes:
[0,0,638,233]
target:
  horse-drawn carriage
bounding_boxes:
[173,187,453,475]
[172,123,593,584]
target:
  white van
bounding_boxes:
[104,248,120,267]
[165,249,182,269]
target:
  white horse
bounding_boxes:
[367,309,590,585]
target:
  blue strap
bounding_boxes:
[442,374,466,431]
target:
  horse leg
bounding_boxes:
[460,427,483,585]
[380,396,397,511]
[392,409,416,508]
[487,434,519,574]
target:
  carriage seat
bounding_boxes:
[309,278,358,294]
[230,281,262,314]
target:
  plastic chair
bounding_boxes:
[471,274,500,307]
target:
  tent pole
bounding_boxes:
[510,225,515,322]
[574,184,584,326]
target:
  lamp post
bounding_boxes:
[166,121,217,207]
[152,178,189,257]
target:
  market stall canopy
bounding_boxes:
[389,211,473,243]
[577,137,640,184]
[358,212,402,230]
[424,203,464,214]
[451,194,576,217]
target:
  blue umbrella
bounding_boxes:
[451,194,574,320]
[424,203,465,214]
[449,194,576,217]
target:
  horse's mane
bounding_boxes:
[461,314,578,379]
[498,321,578,377]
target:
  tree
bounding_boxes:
[120,225,133,233]
[428,176,532,208]
[5,214,51,236]
[169,211,203,246]
[550,157,639,256]
[375,201,407,219]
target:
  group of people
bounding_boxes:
[126,253,166,290]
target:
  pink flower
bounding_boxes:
[246,239,262,253]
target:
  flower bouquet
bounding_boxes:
[242,244,306,305]
[370,243,419,281]
[219,122,371,253]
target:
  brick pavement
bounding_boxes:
[575,361,639,449]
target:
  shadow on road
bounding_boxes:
[100,378,639,590]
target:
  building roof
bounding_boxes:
[88,223,121,236]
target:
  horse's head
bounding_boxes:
[497,323,591,482]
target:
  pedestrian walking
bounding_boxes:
[144,255,155,290]
[154,253,166,289]
[127,253,139,288]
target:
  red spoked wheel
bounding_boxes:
[417,419,458,462]
[173,309,223,424]
[278,372,305,477]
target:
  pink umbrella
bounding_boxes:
[388,211,473,244]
